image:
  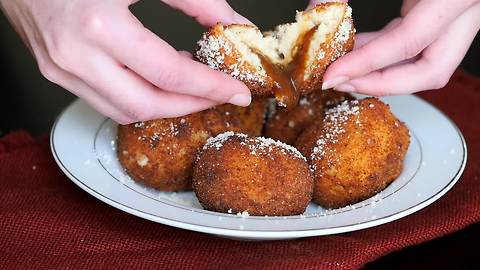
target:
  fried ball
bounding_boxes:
[195,3,354,105]
[265,90,353,145]
[193,132,313,216]
[294,118,324,158]
[204,97,268,136]
[303,98,410,208]
[117,99,267,191]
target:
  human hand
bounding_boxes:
[310,0,480,96]
[0,0,252,124]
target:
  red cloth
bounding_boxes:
[1,70,479,270]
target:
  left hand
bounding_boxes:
[310,0,480,96]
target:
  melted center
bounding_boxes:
[254,26,319,110]
[255,53,298,110]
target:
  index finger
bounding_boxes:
[86,9,251,106]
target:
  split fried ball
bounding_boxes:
[265,90,353,145]
[300,98,410,208]
[193,132,313,216]
[195,3,354,100]
[117,99,267,191]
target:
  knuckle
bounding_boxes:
[428,68,452,90]
[401,41,422,60]
[126,106,155,122]
[431,75,450,90]
[155,69,183,90]
[363,59,380,74]
[79,9,108,40]
[48,45,72,72]
[397,25,424,60]
[38,61,60,83]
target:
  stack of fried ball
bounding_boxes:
[117,2,410,216]
[117,89,410,216]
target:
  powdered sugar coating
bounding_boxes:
[302,4,355,86]
[196,34,232,70]
[329,6,354,63]
[203,131,245,150]
[311,100,360,168]
[196,30,267,86]
[134,120,186,149]
[335,7,353,44]
[203,132,306,161]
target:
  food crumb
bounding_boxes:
[136,154,149,167]
[237,210,250,217]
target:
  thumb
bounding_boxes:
[161,0,253,26]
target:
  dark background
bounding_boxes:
[0,0,478,268]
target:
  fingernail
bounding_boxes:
[228,93,251,106]
[334,83,356,92]
[233,12,254,25]
[322,76,349,90]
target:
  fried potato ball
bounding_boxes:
[117,99,267,191]
[265,90,353,145]
[300,98,410,208]
[193,132,313,216]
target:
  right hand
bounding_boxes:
[0,0,252,124]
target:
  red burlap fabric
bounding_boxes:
[1,70,479,270]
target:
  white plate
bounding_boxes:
[51,95,467,240]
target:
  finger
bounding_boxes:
[71,49,220,122]
[354,19,403,49]
[401,0,419,17]
[161,0,252,26]
[178,50,193,59]
[38,60,133,124]
[89,11,251,106]
[29,37,133,123]
[64,76,135,124]
[354,32,381,49]
[334,3,480,96]
[322,0,475,89]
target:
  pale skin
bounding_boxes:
[311,0,480,95]
[1,1,479,124]
[0,0,252,124]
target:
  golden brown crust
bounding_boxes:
[195,3,355,100]
[304,98,410,208]
[193,132,313,216]
[206,97,268,136]
[265,90,354,145]
[196,25,275,96]
[117,99,267,191]
[294,118,324,158]
[292,8,355,94]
